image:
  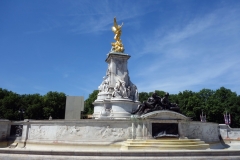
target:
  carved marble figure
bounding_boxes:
[131,85,139,102]
[112,79,127,98]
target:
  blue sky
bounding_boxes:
[1,0,240,99]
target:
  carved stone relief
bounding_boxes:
[187,123,219,142]
[29,125,46,139]
[56,126,84,138]
[94,52,139,119]
[28,124,131,141]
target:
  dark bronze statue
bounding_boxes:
[132,92,180,115]
[161,92,180,112]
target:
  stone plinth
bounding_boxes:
[65,96,84,120]
[93,52,140,119]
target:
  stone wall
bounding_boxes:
[0,118,224,148]
[0,120,10,141]
[219,124,240,140]
[26,120,132,143]
[130,119,220,143]
[180,121,220,142]
[0,119,133,146]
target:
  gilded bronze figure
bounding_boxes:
[111,17,124,52]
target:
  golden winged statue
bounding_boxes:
[111,17,124,53]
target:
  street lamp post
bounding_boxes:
[18,109,25,121]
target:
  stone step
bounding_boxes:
[124,139,205,145]
[125,138,202,142]
[124,142,206,145]
[121,139,209,150]
[8,142,18,148]
[121,144,209,150]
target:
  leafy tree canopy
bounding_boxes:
[84,90,99,114]
[0,87,239,128]
[0,89,66,120]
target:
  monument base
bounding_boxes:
[93,98,140,119]
[1,111,223,150]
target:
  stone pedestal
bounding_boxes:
[65,96,84,120]
[93,52,140,119]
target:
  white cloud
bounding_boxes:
[63,1,159,34]
[133,6,240,94]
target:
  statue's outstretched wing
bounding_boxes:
[112,17,118,32]
[113,17,118,27]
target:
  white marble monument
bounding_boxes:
[93,18,140,119]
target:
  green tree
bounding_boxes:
[21,94,44,120]
[84,90,99,114]
[213,87,239,127]
[154,90,165,98]
[139,92,149,103]
[231,95,240,127]
[177,90,197,119]
[1,87,240,127]
[0,89,22,120]
[43,91,66,119]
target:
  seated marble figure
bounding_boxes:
[132,92,180,115]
